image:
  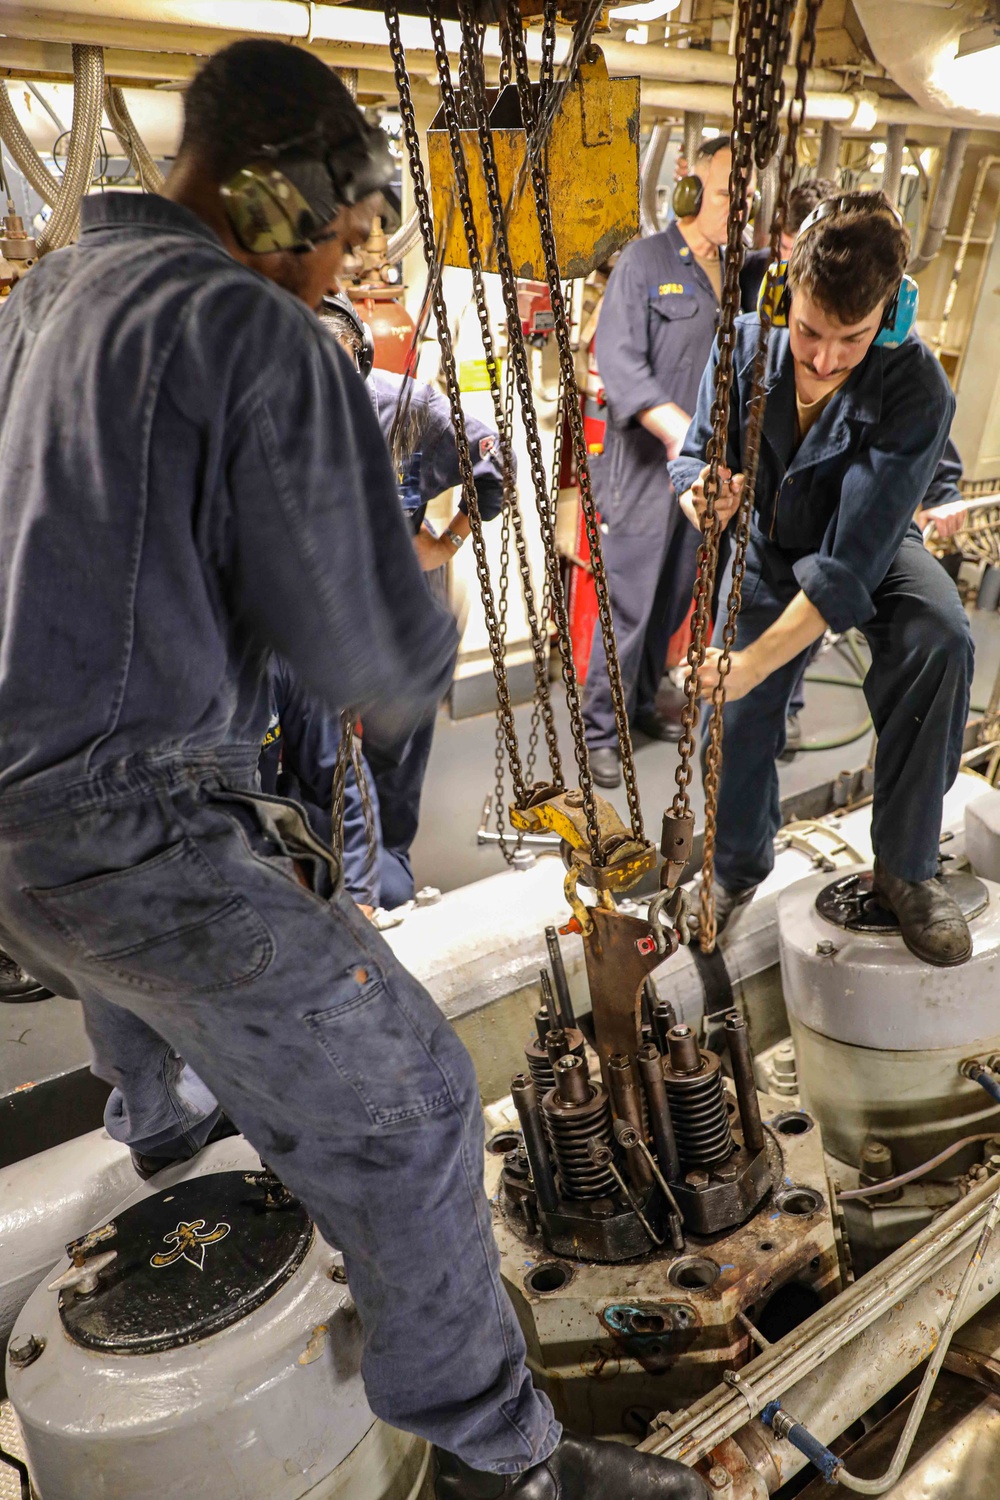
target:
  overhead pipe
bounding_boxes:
[36,44,104,255]
[0,83,60,205]
[103,82,163,191]
[0,1,848,93]
[640,121,671,235]
[817,120,843,179]
[908,126,971,271]
[880,121,907,204]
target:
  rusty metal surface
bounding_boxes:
[427,51,639,280]
[485,1090,837,1438]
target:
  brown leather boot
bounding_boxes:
[872,861,972,967]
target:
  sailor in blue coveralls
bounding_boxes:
[0,48,706,1498]
[670,192,974,967]
[582,136,743,788]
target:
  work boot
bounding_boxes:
[434,1433,709,1499]
[872,861,973,967]
[589,747,621,789]
[779,713,802,762]
[130,1113,240,1180]
[687,878,758,941]
[633,709,684,744]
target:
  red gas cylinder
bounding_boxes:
[348,286,417,376]
[568,339,605,683]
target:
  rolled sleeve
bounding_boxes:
[794,363,955,633]
[596,249,672,428]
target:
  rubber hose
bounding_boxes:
[104,84,164,193]
[0,83,60,206]
[37,44,104,256]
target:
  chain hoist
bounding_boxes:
[385,2,529,817]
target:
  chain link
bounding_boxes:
[455,0,615,862]
[505,1,646,850]
[385,3,530,813]
[426,9,562,802]
[526,362,565,784]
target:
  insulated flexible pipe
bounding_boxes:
[36,44,104,255]
[0,84,60,206]
[640,122,671,236]
[881,122,907,206]
[387,211,422,263]
[103,83,163,192]
[908,126,970,273]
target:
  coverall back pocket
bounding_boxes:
[305,968,452,1128]
[28,839,274,994]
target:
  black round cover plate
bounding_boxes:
[815,869,989,934]
[59,1172,313,1355]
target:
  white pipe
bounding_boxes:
[36,43,103,254]
[640,121,671,234]
[0,0,847,92]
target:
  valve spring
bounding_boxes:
[663,1064,734,1170]
[542,1085,616,1198]
[524,1028,586,1101]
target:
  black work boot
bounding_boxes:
[589,747,622,789]
[687,878,758,941]
[130,1113,240,1180]
[872,861,973,967]
[434,1433,709,1499]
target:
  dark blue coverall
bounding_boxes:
[259,658,381,909]
[583,220,720,748]
[670,317,973,893]
[0,194,557,1471]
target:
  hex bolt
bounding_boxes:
[564,790,584,808]
[708,1465,731,1491]
[8,1334,44,1370]
[815,939,837,957]
[685,1169,710,1190]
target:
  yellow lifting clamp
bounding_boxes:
[426,47,639,280]
[510,784,657,934]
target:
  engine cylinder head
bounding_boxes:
[542,1065,615,1199]
[662,1039,734,1171]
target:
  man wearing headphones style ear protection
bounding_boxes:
[670,191,975,968]
[582,134,752,789]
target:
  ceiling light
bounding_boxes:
[870,141,887,154]
[610,0,681,19]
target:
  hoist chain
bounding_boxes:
[526,365,565,784]
[456,0,608,863]
[671,0,816,951]
[539,0,558,111]
[493,359,517,862]
[426,8,562,799]
[505,0,646,850]
[385,2,528,808]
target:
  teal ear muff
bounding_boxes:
[672,175,703,219]
[874,275,918,347]
[756,261,919,346]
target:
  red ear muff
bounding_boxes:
[672,175,704,219]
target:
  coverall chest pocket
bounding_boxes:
[304,969,452,1129]
[28,839,274,994]
[648,293,698,371]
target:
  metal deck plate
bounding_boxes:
[816,870,989,933]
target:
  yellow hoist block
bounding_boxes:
[426,47,639,281]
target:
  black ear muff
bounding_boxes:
[359,320,376,382]
[672,175,704,219]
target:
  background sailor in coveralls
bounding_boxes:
[583,136,748,789]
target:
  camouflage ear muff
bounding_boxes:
[221,118,394,256]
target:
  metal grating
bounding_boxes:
[0,1401,29,1500]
